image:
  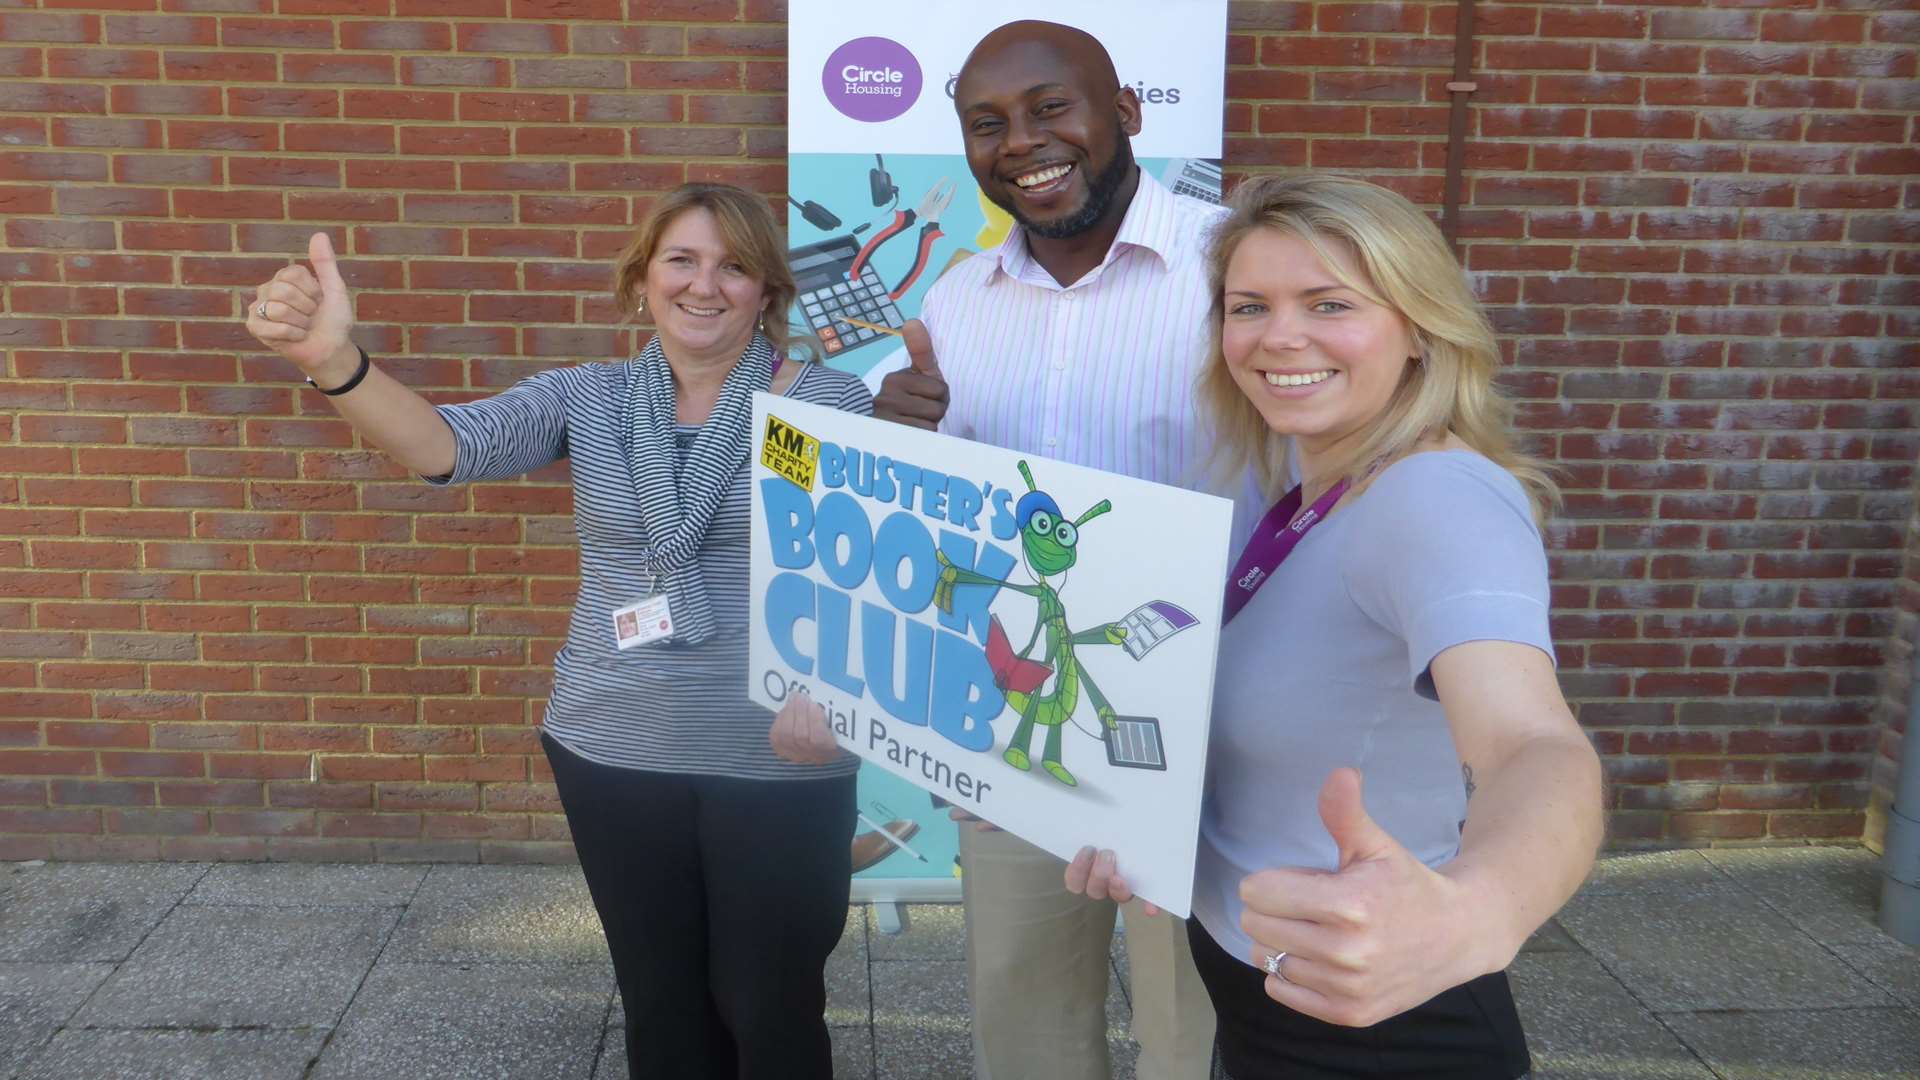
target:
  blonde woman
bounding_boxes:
[1068,175,1602,1078]
[245,183,871,1079]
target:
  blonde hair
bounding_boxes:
[1199,174,1557,523]
[612,182,810,361]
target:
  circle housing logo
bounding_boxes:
[822,37,922,122]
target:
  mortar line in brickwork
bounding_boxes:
[299,858,432,1080]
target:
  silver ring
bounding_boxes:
[1262,950,1288,981]
[257,303,268,319]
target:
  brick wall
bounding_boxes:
[0,0,1915,862]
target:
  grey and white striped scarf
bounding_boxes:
[623,332,776,645]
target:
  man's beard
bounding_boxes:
[1015,148,1135,241]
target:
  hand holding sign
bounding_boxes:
[768,689,849,766]
[1237,768,1483,1028]
[1063,845,1162,916]
[873,319,948,431]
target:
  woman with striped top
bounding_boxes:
[244,183,872,1080]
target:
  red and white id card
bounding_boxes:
[612,593,673,649]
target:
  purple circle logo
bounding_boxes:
[822,37,922,123]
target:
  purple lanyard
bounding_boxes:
[1221,478,1351,626]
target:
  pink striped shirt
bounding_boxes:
[912,170,1229,490]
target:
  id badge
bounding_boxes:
[612,578,674,649]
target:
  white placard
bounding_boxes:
[748,394,1232,916]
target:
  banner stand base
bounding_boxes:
[852,878,963,935]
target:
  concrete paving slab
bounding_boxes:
[0,962,114,1077]
[1578,850,1729,895]
[1,861,205,903]
[1699,846,1887,946]
[0,863,205,962]
[1557,884,1890,1012]
[827,909,872,1027]
[72,904,397,1029]
[312,961,611,1080]
[14,1028,327,1080]
[591,999,864,1068]
[868,901,966,960]
[1661,1007,1920,1079]
[77,957,370,1031]
[833,1024,877,1080]
[591,1022,625,1080]
[1832,936,1920,1009]
[1106,965,1139,1080]
[385,864,605,965]
[1507,952,1714,1080]
[1522,918,1580,954]
[871,958,972,1080]
[113,901,398,963]
[185,862,426,907]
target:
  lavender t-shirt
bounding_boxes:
[1191,450,1555,967]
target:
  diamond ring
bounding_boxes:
[1262,951,1288,982]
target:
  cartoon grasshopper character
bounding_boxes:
[931,461,1136,787]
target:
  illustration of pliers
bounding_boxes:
[848,178,955,301]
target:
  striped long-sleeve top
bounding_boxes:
[429,356,872,782]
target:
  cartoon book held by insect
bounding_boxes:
[747,395,1234,916]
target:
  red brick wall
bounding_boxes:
[1,0,1915,861]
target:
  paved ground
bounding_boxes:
[0,847,1914,1079]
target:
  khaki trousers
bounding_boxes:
[961,826,1216,1080]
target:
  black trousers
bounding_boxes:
[1189,919,1531,1080]
[544,734,857,1080]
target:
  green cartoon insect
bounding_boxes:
[931,461,1136,787]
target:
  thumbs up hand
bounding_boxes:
[245,232,359,385]
[873,318,949,431]
[1236,768,1486,1028]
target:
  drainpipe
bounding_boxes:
[1880,640,1920,945]
[1439,0,1479,253]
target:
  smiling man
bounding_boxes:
[869,19,1227,1080]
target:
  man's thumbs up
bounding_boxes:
[874,317,950,431]
[902,317,941,379]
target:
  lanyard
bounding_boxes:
[1221,477,1351,626]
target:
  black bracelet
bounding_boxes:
[307,345,371,396]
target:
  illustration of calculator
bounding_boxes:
[788,235,906,359]
[1159,157,1224,204]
